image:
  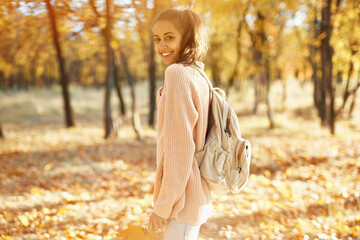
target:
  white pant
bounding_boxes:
[163,218,201,240]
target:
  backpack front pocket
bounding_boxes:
[195,140,230,193]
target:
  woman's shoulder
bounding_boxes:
[165,62,204,76]
[165,63,190,77]
[164,63,193,85]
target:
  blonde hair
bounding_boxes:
[153,8,207,66]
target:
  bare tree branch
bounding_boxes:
[89,0,102,19]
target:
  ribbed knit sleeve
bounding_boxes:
[153,64,199,219]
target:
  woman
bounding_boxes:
[148,8,212,240]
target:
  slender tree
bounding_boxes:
[319,0,342,134]
[225,2,250,95]
[0,122,4,139]
[319,0,332,127]
[226,19,243,95]
[311,14,322,116]
[89,0,126,135]
[119,47,142,140]
[338,46,359,115]
[148,1,158,127]
[348,75,360,119]
[103,0,116,138]
[45,0,75,127]
[245,10,275,128]
[334,0,360,120]
[113,55,126,116]
[293,5,321,114]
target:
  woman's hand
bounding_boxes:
[148,212,168,232]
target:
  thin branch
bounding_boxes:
[58,0,76,14]
[89,0,102,19]
[336,80,360,117]
[336,0,342,7]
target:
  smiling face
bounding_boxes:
[153,20,182,65]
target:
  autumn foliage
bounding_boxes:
[118,224,159,240]
[0,0,360,239]
[1,81,359,239]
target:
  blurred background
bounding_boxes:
[0,0,359,135]
[0,0,359,239]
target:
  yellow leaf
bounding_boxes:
[258,176,272,187]
[133,205,143,215]
[111,40,119,50]
[80,192,91,200]
[118,224,159,240]
[4,211,13,219]
[19,215,30,227]
[31,187,41,196]
[1,235,12,240]
[61,192,76,202]
[43,162,54,172]
[215,203,225,212]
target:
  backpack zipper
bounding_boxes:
[224,118,231,137]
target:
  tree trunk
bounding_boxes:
[211,60,221,87]
[336,71,342,84]
[119,47,142,140]
[348,75,360,119]
[249,11,273,127]
[148,1,160,127]
[104,0,115,138]
[68,60,81,85]
[226,19,243,95]
[319,0,330,127]
[260,14,274,129]
[320,0,335,133]
[311,15,322,115]
[133,0,153,128]
[246,13,263,115]
[45,0,75,128]
[10,67,17,90]
[30,58,37,87]
[253,74,259,114]
[148,39,156,127]
[348,98,356,119]
[93,53,101,88]
[281,76,287,109]
[113,51,126,116]
[0,72,4,88]
[0,122,4,139]
[312,58,321,114]
[148,2,158,128]
[264,58,275,128]
[348,87,358,119]
[320,0,342,134]
[16,68,23,90]
[338,48,357,114]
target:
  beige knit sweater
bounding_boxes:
[153,62,212,225]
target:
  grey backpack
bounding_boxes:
[192,65,251,194]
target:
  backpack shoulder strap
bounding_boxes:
[190,64,228,100]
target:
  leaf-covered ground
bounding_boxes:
[0,80,359,239]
